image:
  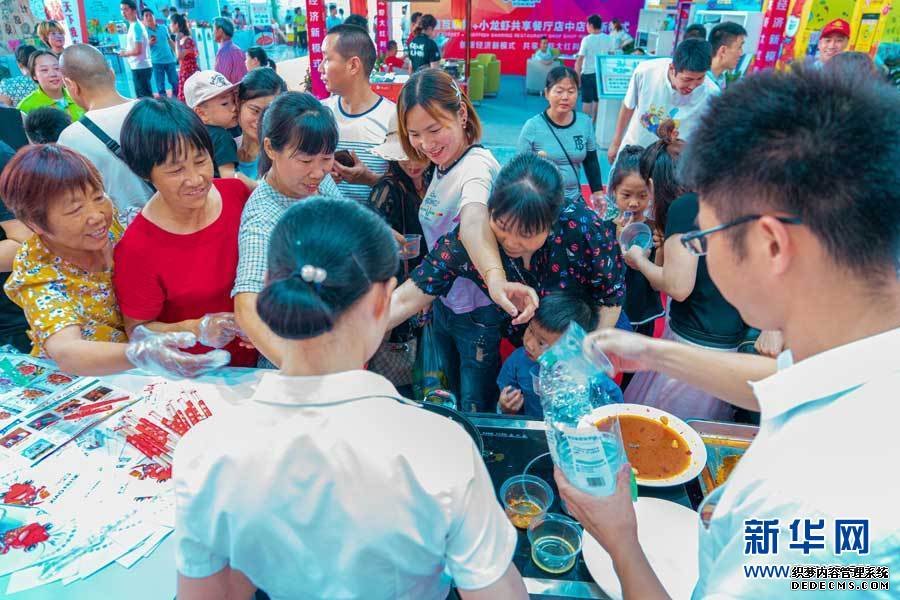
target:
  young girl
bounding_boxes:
[397,69,536,412]
[608,145,664,336]
[623,121,747,421]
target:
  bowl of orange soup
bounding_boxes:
[579,404,707,487]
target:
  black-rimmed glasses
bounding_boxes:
[680,214,803,256]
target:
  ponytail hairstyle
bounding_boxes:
[258,91,338,177]
[169,13,190,37]
[247,46,277,71]
[238,66,287,102]
[608,145,645,192]
[488,152,564,236]
[257,197,399,340]
[397,68,482,162]
[640,119,686,232]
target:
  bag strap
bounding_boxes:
[81,116,156,193]
[80,116,124,160]
[541,112,580,182]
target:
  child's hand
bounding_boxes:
[499,386,524,414]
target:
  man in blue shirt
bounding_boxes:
[326,5,342,31]
[142,8,178,98]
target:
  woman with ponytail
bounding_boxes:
[231,91,342,367]
[622,120,747,420]
[173,198,528,600]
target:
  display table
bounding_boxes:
[0,368,698,599]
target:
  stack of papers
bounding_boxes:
[0,368,232,595]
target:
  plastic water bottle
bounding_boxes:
[537,323,625,496]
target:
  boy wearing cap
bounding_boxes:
[184,70,240,179]
[816,19,850,67]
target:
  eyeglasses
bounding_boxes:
[680,214,803,256]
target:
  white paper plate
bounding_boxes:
[582,496,699,600]
[578,403,707,487]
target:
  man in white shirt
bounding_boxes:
[58,44,153,215]
[319,24,395,205]
[607,38,718,163]
[708,22,747,90]
[118,0,153,98]
[575,14,612,123]
[566,65,900,599]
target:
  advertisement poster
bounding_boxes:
[414,0,643,75]
[0,1,40,53]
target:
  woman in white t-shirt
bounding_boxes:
[396,69,537,412]
[610,20,634,54]
[174,198,527,600]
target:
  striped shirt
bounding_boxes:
[232,175,343,297]
[323,95,396,205]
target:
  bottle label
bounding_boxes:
[562,426,618,495]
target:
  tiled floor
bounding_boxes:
[477,74,612,182]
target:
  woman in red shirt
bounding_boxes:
[113,98,258,367]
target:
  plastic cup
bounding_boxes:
[499,474,554,529]
[619,221,653,251]
[399,234,422,260]
[528,513,583,574]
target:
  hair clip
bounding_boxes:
[451,81,462,101]
[299,264,327,284]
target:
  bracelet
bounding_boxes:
[483,266,505,279]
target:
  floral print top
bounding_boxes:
[3,221,126,357]
[412,201,626,309]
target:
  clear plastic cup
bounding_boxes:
[399,234,422,260]
[499,474,554,529]
[619,221,653,251]
[528,513,583,574]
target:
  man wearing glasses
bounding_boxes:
[560,66,900,597]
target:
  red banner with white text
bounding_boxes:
[306,0,328,98]
[413,0,643,75]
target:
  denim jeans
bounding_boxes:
[431,301,504,414]
[153,62,179,96]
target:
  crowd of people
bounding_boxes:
[0,11,896,600]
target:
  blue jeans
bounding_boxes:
[153,62,178,96]
[431,301,504,414]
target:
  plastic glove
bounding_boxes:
[126,325,230,378]
[198,312,242,349]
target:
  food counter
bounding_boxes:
[0,361,751,599]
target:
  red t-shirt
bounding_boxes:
[113,178,258,367]
[384,55,405,72]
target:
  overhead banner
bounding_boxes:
[413,0,643,75]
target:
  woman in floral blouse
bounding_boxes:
[389,152,626,331]
[0,144,231,377]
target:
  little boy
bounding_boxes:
[498,293,622,419]
[184,70,240,178]
[383,41,407,72]
[24,106,71,144]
